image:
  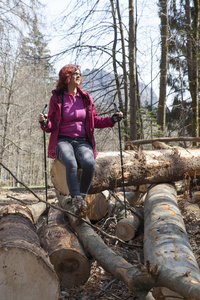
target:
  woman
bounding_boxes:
[39,64,123,218]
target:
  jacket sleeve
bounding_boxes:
[91,101,115,129]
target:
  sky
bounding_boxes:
[41,0,161,99]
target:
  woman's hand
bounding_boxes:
[111,111,123,123]
[38,113,48,124]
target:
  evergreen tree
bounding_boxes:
[168,0,199,137]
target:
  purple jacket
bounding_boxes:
[42,87,114,159]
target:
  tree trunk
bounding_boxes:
[157,0,168,132]
[38,207,91,289]
[110,0,123,111]
[129,0,137,140]
[144,183,200,298]
[0,204,60,300]
[51,148,200,194]
[185,0,199,138]
[116,0,129,141]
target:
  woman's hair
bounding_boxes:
[56,64,82,90]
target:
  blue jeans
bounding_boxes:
[57,136,95,197]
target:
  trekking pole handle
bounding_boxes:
[114,103,120,113]
[40,104,48,126]
[42,104,48,115]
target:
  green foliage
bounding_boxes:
[137,108,164,138]
[167,0,199,136]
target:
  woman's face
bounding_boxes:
[69,70,82,87]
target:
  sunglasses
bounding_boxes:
[72,72,81,77]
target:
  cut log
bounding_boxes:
[115,213,141,242]
[28,202,47,222]
[144,183,200,299]
[38,206,91,289]
[51,159,69,195]
[87,191,109,221]
[0,204,60,300]
[51,148,200,194]
[110,193,142,241]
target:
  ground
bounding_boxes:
[0,186,200,299]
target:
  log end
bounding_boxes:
[51,160,69,195]
[0,247,60,300]
[115,219,136,241]
[87,193,108,221]
[50,249,91,289]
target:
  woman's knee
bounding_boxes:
[57,150,77,169]
[81,158,95,172]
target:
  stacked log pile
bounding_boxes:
[1,144,200,299]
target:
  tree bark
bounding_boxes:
[0,204,60,300]
[38,207,91,289]
[157,0,168,132]
[185,0,199,138]
[129,0,137,140]
[51,148,200,194]
[144,183,200,299]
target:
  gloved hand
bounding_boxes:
[38,113,48,126]
[111,111,123,123]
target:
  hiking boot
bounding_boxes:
[72,195,87,218]
[80,193,88,218]
[58,195,72,210]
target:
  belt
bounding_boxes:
[58,135,88,141]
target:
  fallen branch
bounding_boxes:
[126,136,200,146]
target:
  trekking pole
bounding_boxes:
[41,104,48,223]
[113,103,127,218]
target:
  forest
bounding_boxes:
[0,0,199,187]
[0,1,200,299]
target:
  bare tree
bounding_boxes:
[0,0,54,187]
[185,0,199,138]
[157,0,169,132]
[129,0,138,141]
